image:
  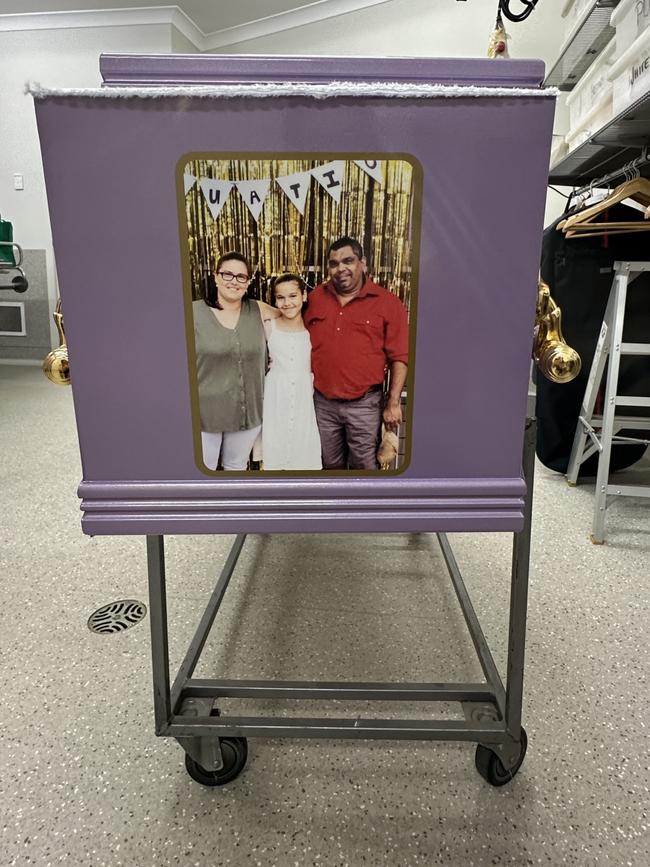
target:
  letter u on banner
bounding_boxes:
[235,179,271,222]
[199,178,234,220]
[311,161,345,204]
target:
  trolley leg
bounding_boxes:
[504,417,536,741]
[146,534,172,734]
[146,535,249,786]
[170,533,247,710]
[474,419,535,784]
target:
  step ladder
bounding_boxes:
[566,261,650,544]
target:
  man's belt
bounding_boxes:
[315,384,383,402]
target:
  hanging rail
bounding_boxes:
[573,147,650,198]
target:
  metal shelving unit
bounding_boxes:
[549,92,650,184]
[545,0,620,91]
[546,0,650,186]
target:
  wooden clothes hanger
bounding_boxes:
[558,176,650,234]
[564,225,650,238]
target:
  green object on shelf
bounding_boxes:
[0,216,16,266]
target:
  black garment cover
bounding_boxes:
[536,204,650,475]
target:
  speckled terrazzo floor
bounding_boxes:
[1,364,648,867]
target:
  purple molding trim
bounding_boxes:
[82,517,524,535]
[81,509,525,536]
[77,477,525,500]
[78,478,526,535]
[99,54,546,89]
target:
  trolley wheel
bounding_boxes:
[475,727,527,787]
[184,737,248,787]
[12,275,28,293]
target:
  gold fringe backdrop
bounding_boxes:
[184,158,415,318]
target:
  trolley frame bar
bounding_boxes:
[146,418,536,754]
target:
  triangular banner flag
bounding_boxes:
[353,160,383,183]
[276,170,312,215]
[199,178,233,220]
[184,173,197,195]
[236,179,271,222]
[311,161,345,204]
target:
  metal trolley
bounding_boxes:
[145,419,535,789]
[33,53,554,791]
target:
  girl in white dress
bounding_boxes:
[262,274,322,470]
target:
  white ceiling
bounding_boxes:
[0,0,389,36]
[0,1,563,58]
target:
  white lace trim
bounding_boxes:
[27,80,557,100]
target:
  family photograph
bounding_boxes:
[180,156,419,475]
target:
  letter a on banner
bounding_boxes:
[276,171,312,215]
[353,160,383,183]
[236,179,271,222]
[199,179,234,220]
[184,173,197,195]
[312,161,345,204]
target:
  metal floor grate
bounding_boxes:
[87,600,147,634]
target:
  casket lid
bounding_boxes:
[99,53,546,90]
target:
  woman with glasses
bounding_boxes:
[193,251,280,471]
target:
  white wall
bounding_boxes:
[0,24,172,249]
[171,24,199,54]
[0,23,174,350]
[212,0,568,228]
[0,2,569,355]
[215,0,560,62]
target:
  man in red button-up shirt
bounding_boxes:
[304,237,409,470]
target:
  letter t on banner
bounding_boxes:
[311,161,345,204]
[199,179,234,220]
[236,179,271,222]
[276,171,312,215]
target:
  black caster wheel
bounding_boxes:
[184,737,248,787]
[475,727,527,787]
[11,275,28,293]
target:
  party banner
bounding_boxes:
[236,179,271,222]
[275,170,312,215]
[311,161,345,204]
[199,178,233,220]
[184,173,197,195]
[353,160,383,183]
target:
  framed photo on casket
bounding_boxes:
[178,153,420,477]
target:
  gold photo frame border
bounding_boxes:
[175,150,423,478]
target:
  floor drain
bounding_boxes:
[88,600,147,634]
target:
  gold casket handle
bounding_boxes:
[43,299,71,386]
[533,279,581,384]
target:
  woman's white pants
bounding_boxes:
[201,425,262,471]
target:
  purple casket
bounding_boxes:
[33,55,554,536]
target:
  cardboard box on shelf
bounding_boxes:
[566,38,616,129]
[609,26,650,114]
[610,0,650,59]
